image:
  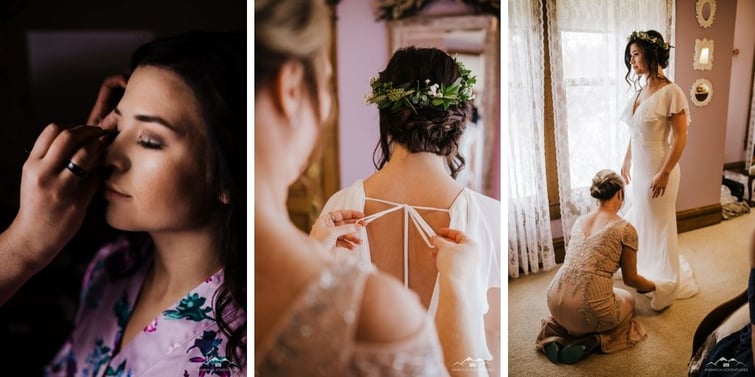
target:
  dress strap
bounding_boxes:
[365,197,450,212]
[360,198,441,288]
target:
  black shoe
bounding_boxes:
[558,344,586,364]
[543,342,559,364]
[558,335,600,364]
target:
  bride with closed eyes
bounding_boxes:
[42,31,247,376]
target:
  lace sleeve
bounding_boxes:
[350,319,450,376]
[621,222,638,251]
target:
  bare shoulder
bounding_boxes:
[355,270,427,344]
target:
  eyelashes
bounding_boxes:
[113,123,165,150]
[137,136,163,149]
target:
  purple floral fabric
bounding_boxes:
[44,238,246,377]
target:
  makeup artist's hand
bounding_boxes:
[309,209,364,251]
[87,74,127,127]
[5,124,113,270]
[430,228,478,284]
[0,123,114,304]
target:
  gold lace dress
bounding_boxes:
[255,259,449,376]
[536,217,647,353]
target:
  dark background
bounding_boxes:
[0,0,245,374]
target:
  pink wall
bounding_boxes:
[675,0,737,212]
[335,1,387,189]
[724,0,755,163]
[334,2,499,198]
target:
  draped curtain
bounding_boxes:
[746,74,755,170]
[507,0,555,278]
[547,0,672,244]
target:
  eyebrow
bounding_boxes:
[114,108,180,133]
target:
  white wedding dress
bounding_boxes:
[620,83,698,311]
[320,179,500,365]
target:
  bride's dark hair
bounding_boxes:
[372,47,472,178]
[624,29,671,89]
[131,30,246,366]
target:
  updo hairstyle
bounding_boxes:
[590,169,625,201]
[373,47,473,178]
[624,29,670,87]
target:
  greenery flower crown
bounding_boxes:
[374,0,500,21]
[364,57,476,113]
[627,30,673,51]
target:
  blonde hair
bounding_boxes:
[590,169,625,201]
[255,0,330,116]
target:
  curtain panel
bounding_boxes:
[507,0,555,278]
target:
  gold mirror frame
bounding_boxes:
[690,78,713,107]
[696,0,716,29]
[388,14,500,197]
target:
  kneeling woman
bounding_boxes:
[536,170,655,364]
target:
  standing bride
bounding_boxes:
[620,30,698,311]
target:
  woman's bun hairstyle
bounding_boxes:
[590,169,625,201]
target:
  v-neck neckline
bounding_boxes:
[632,83,671,116]
[579,217,624,240]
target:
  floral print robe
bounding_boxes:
[44,237,246,377]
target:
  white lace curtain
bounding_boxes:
[507,0,555,278]
[548,0,673,244]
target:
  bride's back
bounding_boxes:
[362,160,463,308]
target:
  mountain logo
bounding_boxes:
[451,357,487,370]
[704,357,749,372]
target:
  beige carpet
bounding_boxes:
[507,211,755,377]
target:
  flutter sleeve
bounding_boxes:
[660,83,692,126]
[619,91,637,126]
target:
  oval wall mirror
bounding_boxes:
[696,0,716,28]
[690,78,713,107]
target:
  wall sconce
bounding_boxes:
[694,38,714,71]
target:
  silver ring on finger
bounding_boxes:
[65,160,88,179]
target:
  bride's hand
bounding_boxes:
[309,209,364,251]
[621,159,632,184]
[650,171,670,198]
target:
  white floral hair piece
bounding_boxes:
[627,30,673,51]
[364,57,476,113]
